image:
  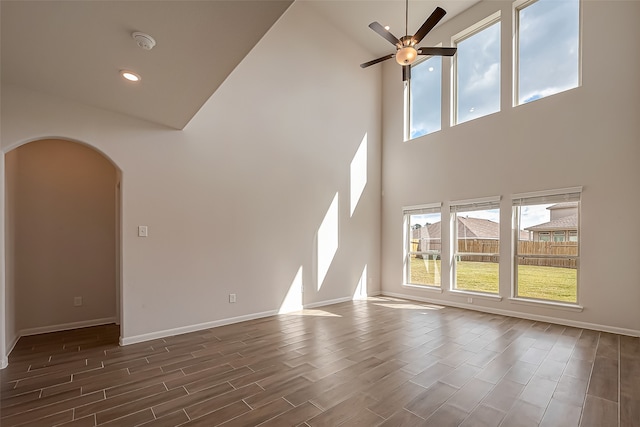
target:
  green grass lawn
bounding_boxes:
[409,257,577,302]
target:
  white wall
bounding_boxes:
[381,1,640,334]
[1,1,382,354]
[3,149,17,365]
[6,139,117,334]
[1,152,8,368]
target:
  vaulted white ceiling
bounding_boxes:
[1,0,478,130]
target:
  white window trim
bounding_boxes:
[512,0,531,107]
[450,195,501,212]
[450,196,501,294]
[403,80,410,142]
[451,10,501,126]
[512,0,582,106]
[512,188,582,304]
[512,186,582,202]
[403,203,443,289]
[404,50,445,142]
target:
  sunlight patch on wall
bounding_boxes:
[350,134,368,217]
[279,266,303,314]
[353,264,368,300]
[317,193,339,290]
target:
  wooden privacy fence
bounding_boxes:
[411,239,577,268]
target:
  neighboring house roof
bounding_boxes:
[455,217,500,239]
[525,213,578,231]
[548,202,579,210]
[412,217,529,240]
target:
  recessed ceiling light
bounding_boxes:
[120,70,141,82]
[384,25,390,31]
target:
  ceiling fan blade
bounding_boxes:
[412,7,447,44]
[418,47,457,56]
[368,21,401,47]
[360,54,395,68]
[402,65,411,81]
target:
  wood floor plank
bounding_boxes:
[0,299,636,427]
[257,401,323,427]
[580,394,619,427]
[404,380,458,419]
[459,403,506,427]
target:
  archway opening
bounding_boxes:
[4,138,121,359]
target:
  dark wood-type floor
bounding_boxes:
[1,297,639,427]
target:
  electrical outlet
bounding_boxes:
[74,296,83,307]
[229,293,236,303]
[467,297,473,304]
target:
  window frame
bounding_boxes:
[403,203,443,290]
[451,11,502,126]
[511,187,582,305]
[538,231,551,242]
[450,196,501,295]
[404,52,444,142]
[513,0,582,106]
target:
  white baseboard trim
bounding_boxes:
[382,291,640,337]
[304,296,353,309]
[7,333,20,357]
[19,317,117,337]
[1,334,20,369]
[120,310,279,346]
[120,295,369,346]
[1,318,116,370]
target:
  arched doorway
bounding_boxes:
[3,138,122,363]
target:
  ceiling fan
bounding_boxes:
[360,1,457,81]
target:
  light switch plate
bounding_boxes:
[138,226,148,237]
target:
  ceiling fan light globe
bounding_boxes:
[395,46,417,65]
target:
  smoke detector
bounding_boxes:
[132,32,156,50]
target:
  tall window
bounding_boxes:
[453,13,501,125]
[404,204,442,287]
[516,0,580,104]
[451,198,501,293]
[512,188,581,303]
[408,56,442,140]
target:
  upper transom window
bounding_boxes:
[515,0,580,105]
[453,12,501,125]
[407,56,442,140]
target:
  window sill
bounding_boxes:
[449,289,503,301]
[402,284,443,293]
[509,297,583,312]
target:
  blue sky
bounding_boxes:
[456,21,501,123]
[410,56,441,138]
[409,0,579,135]
[519,0,579,103]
